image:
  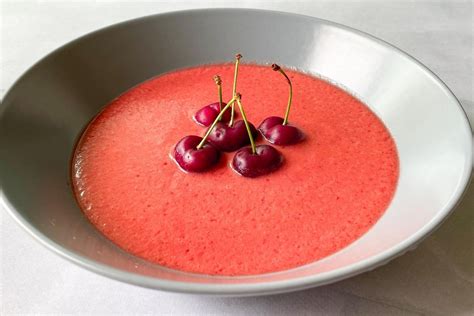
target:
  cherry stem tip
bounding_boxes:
[213,75,222,85]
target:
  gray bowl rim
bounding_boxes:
[1,8,472,296]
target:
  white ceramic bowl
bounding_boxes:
[0,9,472,296]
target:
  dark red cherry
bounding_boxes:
[193,102,231,127]
[258,116,283,134]
[207,120,258,152]
[232,145,283,178]
[173,135,220,172]
[258,116,304,145]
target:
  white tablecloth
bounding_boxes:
[1,1,473,315]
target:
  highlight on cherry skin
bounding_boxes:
[258,64,305,145]
[173,135,220,172]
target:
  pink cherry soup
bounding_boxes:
[72,64,399,275]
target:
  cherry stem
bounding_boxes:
[213,75,223,119]
[272,64,293,125]
[229,53,242,127]
[196,96,237,149]
[236,93,256,155]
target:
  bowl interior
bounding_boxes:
[0,9,471,295]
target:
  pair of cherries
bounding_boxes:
[174,55,303,178]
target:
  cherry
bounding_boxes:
[207,120,258,152]
[193,75,231,127]
[199,93,257,152]
[173,135,220,172]
[232,145,283,178]
[194,101,230,127]
[259,116,304,145]
[259,64,304,145]
[231,94,283,177]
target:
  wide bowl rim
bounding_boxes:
[1,8,472,296]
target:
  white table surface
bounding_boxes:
[1,0,473,315]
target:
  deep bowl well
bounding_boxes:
[0,9,472,296]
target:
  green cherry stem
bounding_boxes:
[196,96,237,149]
[235,93,256,154]
[272,63,293,126]
[213,75,223,112]
[229,53,242,127]
[232,54,242,96]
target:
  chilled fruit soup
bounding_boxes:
[72,60,399,276]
